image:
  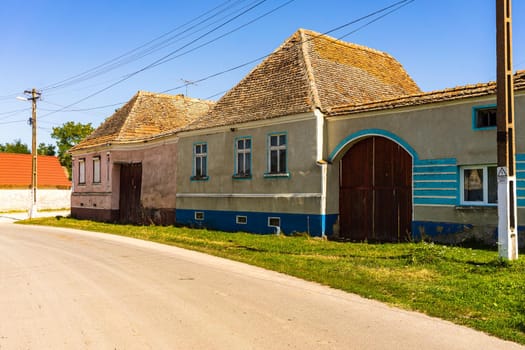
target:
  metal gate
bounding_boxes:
[339,136,412,242]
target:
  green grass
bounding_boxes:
[19,217,525,344]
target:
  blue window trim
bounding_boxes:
[191,142,209,181]
[472,104,497,130]
[233,136,253,180]
[265,131,289,178]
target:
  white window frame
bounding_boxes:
[193,143,208,179]
[460,165,497,205]
[78,158,86,184]
[93,156,101,183]
[268,217,281,227]
[267,133,287,174]
[236,215,247,224]
[195,211,204,221]
[235,137,252,177]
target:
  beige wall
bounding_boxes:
[176,114,324,214]
[324,92,525,225]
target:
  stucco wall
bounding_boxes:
[176,114,322,214]
[0,188,71,211]
[324,92,525,244]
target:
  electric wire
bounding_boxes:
[40,0,249,92]
[38,0,274,118]
[40,0,413,115]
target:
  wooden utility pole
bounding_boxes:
[496,0,518,260]
[25,88,41,218]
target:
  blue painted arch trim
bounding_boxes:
[328,129,419,162]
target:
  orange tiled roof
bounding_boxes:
[184,29,420,131]
[71,91,215,152]
[326,70,525,116]
[0,153,71,188]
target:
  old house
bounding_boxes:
[174,29,524,246]
[69,91,214,225]
[0,153,71,211]
[71,29,524,246]
[174,29,421,236]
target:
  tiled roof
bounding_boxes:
[0,153,71,188]
[327,70,525,116]
[184,29,420,131]
[71,91,214,152]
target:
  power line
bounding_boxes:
[39,0,273,119]
[40,0,249,92]
[38,0,414,117]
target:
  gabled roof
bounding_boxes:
[71,91,214,152]
[0,153,71,188]
[185,29,420,131]
[327,70,525,116]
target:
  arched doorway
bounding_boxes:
[339,136,412,242]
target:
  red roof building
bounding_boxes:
[0,153,71,188]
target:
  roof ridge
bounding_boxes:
[118,91,143,140]
[299,28,396,60]
[298,29,322,110]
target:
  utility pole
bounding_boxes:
[496,0,518,260]
[24,88,41,219]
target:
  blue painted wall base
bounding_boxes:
[176,209,338,237]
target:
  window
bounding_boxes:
[195,212,204,220]
[268,217,281,227]
[236,215,247,224]
[78,158,86,184]
[461,165,497,205]
[235,137,251,178]
[473,105,497,129]
[93,156,101,183]
[267,133,287,175]
[192,143,208,180]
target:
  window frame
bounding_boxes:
[265,132,289,177]
[233,136,252,179]
[78,158,86,185]
[236,215,247,224]
[194,211,204,221]
[268,217,281,228]
[472,104,497,130]
[191,142,209,181]
[93,156,101,184]
[460,165,498,206]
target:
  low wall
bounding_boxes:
[0,188,71,211]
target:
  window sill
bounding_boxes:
[455,205,497,210]
[190,176,209,182]
[232,174,252,180]
[263,172,290,179]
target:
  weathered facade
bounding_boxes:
[174,29,525,246]
[69,91,214,225]
[72,29,524,247]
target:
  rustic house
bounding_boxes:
[174,29,524,246]
[71,29,525,247]
[0,153,71,211]
[69,91,214,225]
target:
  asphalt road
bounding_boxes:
[0,222,523,350]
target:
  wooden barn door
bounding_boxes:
[339,137,412,242]
[119,163,142,224]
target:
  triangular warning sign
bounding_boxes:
[498,167,507,177]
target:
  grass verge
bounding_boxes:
[18,217,525,344]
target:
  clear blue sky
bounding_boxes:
[1,0,524,147]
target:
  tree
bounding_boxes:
[38,142,56,156]
[0,139,30,154]
[51,121,94,178]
